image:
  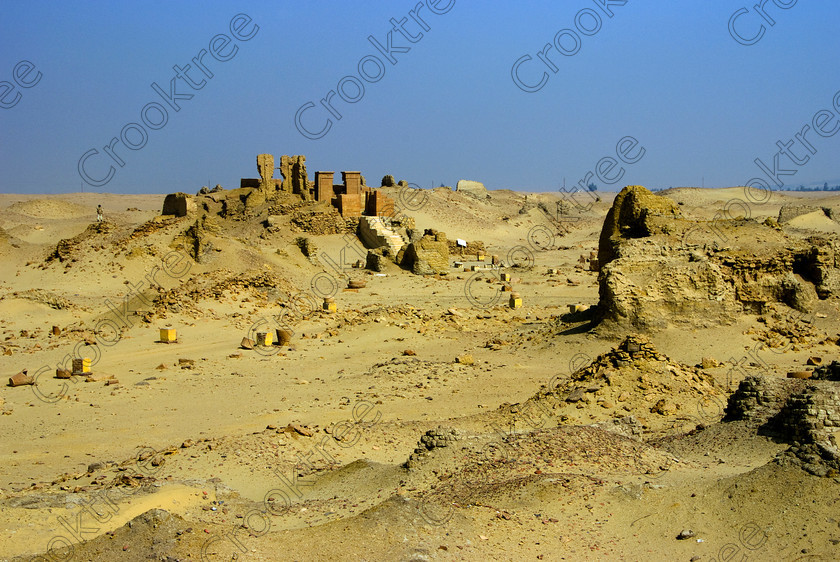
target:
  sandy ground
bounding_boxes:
[0,186,839,561]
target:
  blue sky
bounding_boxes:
[1,0,838,194]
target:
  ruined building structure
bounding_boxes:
[241,154,395,218]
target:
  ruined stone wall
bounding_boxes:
[779,384,840,445]
[596,185,840,331]
[725,374,840,474]
[279,155,310,199]
[724,375,807,426]
[401,230,449,275]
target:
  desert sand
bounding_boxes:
[1,176,839,561]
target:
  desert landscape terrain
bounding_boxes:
[1,159,839,561]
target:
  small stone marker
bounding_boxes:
[500,273,511,282]
[568,304,588,313]
[323,297,336,314]
[276,329,292,346]
[72,358,91,376]
[509,292,522,309]
[159,328,177,343]
[477,254,485,261]
[255,332,272,347]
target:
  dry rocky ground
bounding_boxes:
[0,185,839,561]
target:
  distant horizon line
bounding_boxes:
[2,183,840,197]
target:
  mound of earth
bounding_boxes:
[6,199,93,219]
[522,335,725,433]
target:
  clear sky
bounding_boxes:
[1,0,838,194]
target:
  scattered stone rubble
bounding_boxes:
[813,361,840,381]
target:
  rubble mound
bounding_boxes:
[46,221,117,263]
[725,374,840,475]
[745,311,824,349]
[415,425,671,517]
[596,185,840,331]
[8,288,75,310]
[172,215,220,263]
[149,269,295,319]
[37,508,191,560]
[120,215,182,245]
[525,335,724,432]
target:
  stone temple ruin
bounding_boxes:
[239,154,396,219]
[158,153,449,275]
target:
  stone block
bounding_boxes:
[72,357,91,375]
[159,328,177,343]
